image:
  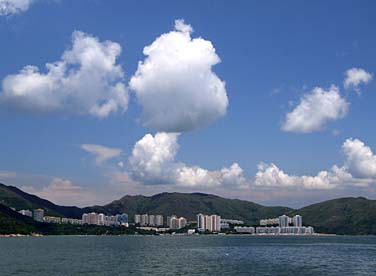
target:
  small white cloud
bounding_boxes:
[129,132,247,188]
[117,161,124,168]
[1,31,128,118]
[282,85,349,133]
[344,67,372,94]
[81,144,122,165]
[174,19,193,33]
[342,138,376,178]
[0,0,33,16]
[129,19,228,132]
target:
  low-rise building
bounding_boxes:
[260,218,279,226]
[220,218,244,229]
[43,216,61,224]
[234,226,255,234]
[18,209,32,217]
[61,218,82,225]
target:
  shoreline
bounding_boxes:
[0,233,43,237]
[0,233,347,238]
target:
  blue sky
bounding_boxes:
[0,0,376,207]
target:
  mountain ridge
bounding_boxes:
[1,182,376,234]
[0,183,82,218]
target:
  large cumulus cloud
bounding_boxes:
[1,31,129,118]
[129,19,228,132]
[254,138,376,190]
[342,138,376,178]
[129,132,246,188]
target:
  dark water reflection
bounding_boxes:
[0,235,375,275]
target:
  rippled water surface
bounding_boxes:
[1,235,376,275]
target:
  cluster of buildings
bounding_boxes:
[15,207,315,236]
[235,214,315,235]
[17,208,129,227]
[18,208,45,222]
[197,214,221,232]
[45,216,82,225]
[134,214,164,227]
[220,218,244,229]
[82,212,129,227]
[260,214,302,227]
[134,214,188,230]
[255,226,314,235]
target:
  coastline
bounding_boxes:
[0,233,43,237]
[0,233,337,237]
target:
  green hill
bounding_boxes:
[84,192,292,225]
[2,182,376,235]
[0,183,82,218]
[0,203,37,234]
[0,203,148,235]
[293,197,376,235]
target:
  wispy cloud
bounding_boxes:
[81,144,122,165]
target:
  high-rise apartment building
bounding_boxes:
[197,214,205,232]
[149,215,155,226]
[134,214,141,224]
[33,208,44,222]
[279,215,289,227]
[97,213,105,225]
[141,214,149,226]
[88,212,98,225]
[293,215,303,227]
[196,214,221,232]
[168,216,187,229]
[155,215,164,226]
[82,213,89,224]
